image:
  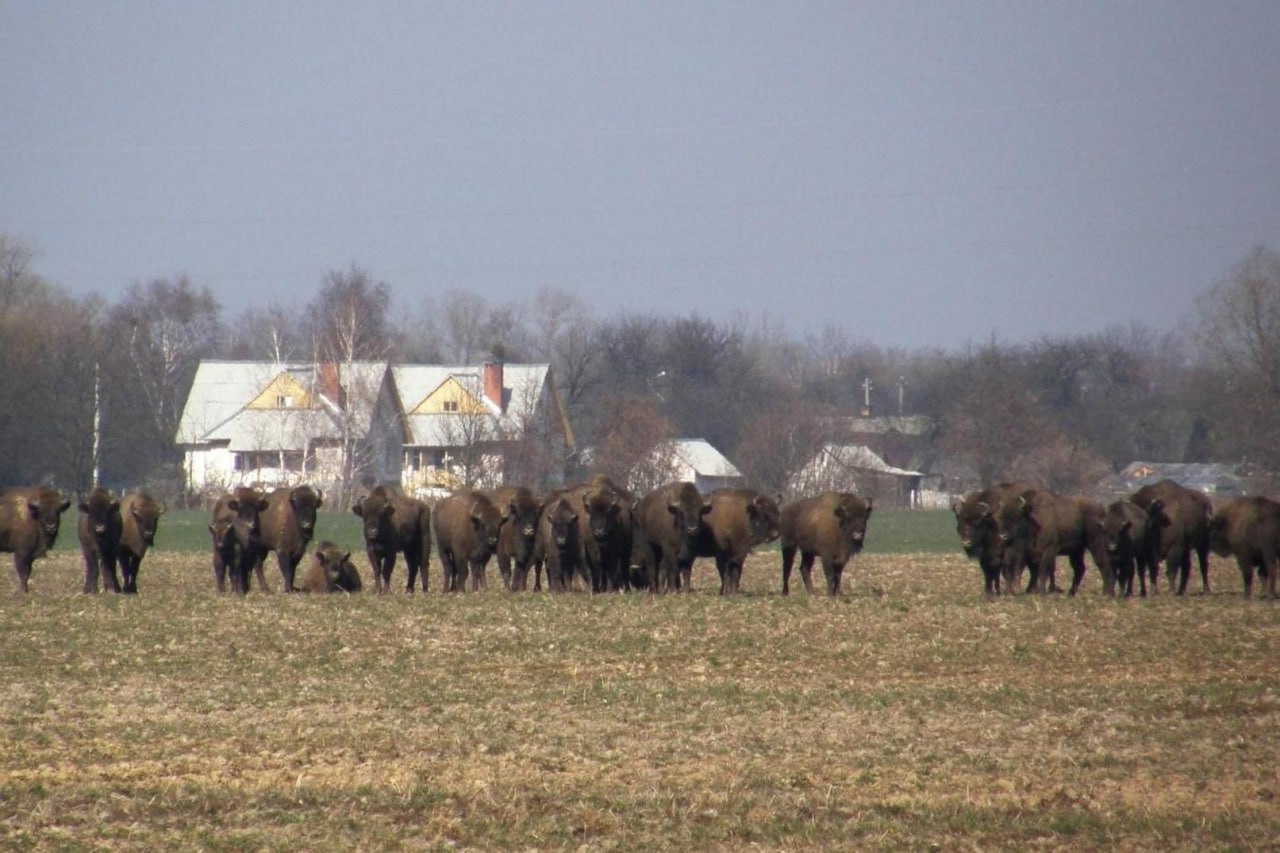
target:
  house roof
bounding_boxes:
[799,443,924,479]
[1099,461,1246,496]
[669,439,741,478]
[175,360,389,445]
[392,363,552,447]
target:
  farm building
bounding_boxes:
[789,442,929,508]
[1096,461,1248,499]
[662,438,744,494]
[176,360,573,502]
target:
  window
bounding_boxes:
[442,400,459,413]
[276,394,294,408]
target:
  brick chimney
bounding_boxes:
[318,363,345,409]
[482,361,504,411]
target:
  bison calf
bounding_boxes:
[299,541,363,593]
[780,492,872,596]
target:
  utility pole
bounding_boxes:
[860,377,873,417]
[897,376,907,416]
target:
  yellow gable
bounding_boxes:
[410,376,488,415]
[246,373,315,410]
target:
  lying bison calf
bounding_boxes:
[780,492,872,596]
[1208,496,1280,600]
[299,541,363,593]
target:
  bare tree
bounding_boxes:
[1194,245,1280,469]
[589,396,677,493]
[734,398,834,498]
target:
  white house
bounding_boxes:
[662,438,744,494]
[176,360,573,500]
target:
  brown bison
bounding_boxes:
[433,490,509,592]
[1208,496,1280,599]
[1101,499,1162,597]
[78,487,123,593]
[952,482,1032,596]
[533,490,581,592]
[249,485,323,593]
[352,486,431,593]
[0,486,71,593]
[573,475,635,592]
[994,490,1108,595]
[488,485,540,591]
[209,487,269,595]
[1130,479,1212,595]
[633,481,711,593]
[695,488,781,595]
[780,492,872,596]
[299,541,363,593]
[113,491,164,594]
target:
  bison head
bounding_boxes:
[131,498,164,547]
[31,490,71,543]
[470,499,507,549]
[666,484,712,540]
[582,489,621,541]
[953,498,996,558]
[547,498,578,550]
[315,542,362,592]
[289,486,322,539]
[353,490,396,543]
[79,489,120,539]
[834,495,872,552]
[746,493,782,545]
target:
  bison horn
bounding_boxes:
[313,488,323,507]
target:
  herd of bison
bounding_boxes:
[0,475,1278,600]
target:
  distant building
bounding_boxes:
[789,443,930,508]
[176,360,573,501]
[663,438,744,494]
[1097,461,1248,499]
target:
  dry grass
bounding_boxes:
[1,550,1278,851]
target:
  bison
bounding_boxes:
[952,482,1032,596]
[488,485,540,591]
[433,491,509,592]
[1101,499,1162,597]
[633,481,711,593]
[695,488,781,595]
[78,487,123,593]
[1208,496,1280,599]
[0,486,71,593]
[113,491,164,594]
[212,487,270,595]
[779,492,872,596]
[249,485,323,593]
[1130,479,1212,595]
[533,490,581,592]
[572,475,635,592]
[352,486,431,593]
[994,489,1108,595]
[299,541,364,593]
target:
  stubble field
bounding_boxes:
[1,511,1278,851]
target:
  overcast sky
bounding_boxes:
[3,1,1278,350]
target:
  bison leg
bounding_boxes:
[979,558,1001,597]
[496,554,513,591]
[212,554,227,594]
[253,557,270,593]
[1067,553,1087,597]
[121,555,140,595]
[82,552,102,594]
[823,558,843,597]
[780,545,797,595]
[1195,545,1212,595]
[798,552,817,595]
[1171,549,1192,596]
[1237,556,1254,600]
[14,556,32,594]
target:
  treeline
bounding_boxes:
[3,234,1279,499]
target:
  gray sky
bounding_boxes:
[3,1,1278,350]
